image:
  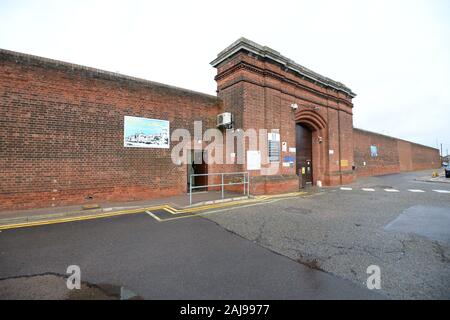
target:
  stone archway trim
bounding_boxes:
[295,110,327,131]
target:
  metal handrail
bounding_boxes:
[189,172,250,205]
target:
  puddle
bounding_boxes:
[284,207,313,215]
[385,205,450,245]
[373,185,394,189]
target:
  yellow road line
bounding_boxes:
[171,199,259,214]
[0,192,306,231]
[0,205,166,231]
[166,192,306,215]
[150,199,282,222]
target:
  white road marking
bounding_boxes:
[384,189,400,193]
[340,187,353,191]
[433,190,450,194]
[146,211,161,221]
[197,199,280,216]
[362,188,375,192]
[149,199,282,222]
[408,189,425,193]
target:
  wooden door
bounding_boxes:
[296,124,313,187]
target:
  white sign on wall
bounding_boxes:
[124,116,170,149]
[268,133,281,163]
[247,151,261,171]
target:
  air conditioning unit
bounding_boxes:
[217,112,233,128]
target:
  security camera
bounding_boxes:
[291,103,299,111]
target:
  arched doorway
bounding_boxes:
[296,124,313,187]
[295,109,327,188]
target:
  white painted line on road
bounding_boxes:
[384,189,400,193]
[362,188,375,192]
[433,190,450,194]
[146,211,162,222]
[408,189,425,193]
[199,199,281,215]
[340,187,353,191]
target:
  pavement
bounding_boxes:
[0,190,250,228]
[415,170,450,184]
[206,169,450,300]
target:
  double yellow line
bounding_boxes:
[0,206,165,231]
[0,192,307,231]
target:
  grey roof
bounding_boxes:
[211,37,356,97]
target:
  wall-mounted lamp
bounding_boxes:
[318,136,323,144]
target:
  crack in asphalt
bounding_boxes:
[433,241,450,263]
[277,235,386,262]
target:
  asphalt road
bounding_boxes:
[2,170,447,300]
[0,208,381,299]
[207,170,450,299]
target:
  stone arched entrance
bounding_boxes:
[295,110,328,187]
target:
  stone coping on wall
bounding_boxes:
[0,48,219,103]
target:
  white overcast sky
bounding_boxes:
[1,0,449,152]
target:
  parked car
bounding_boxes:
[445,164,450,178]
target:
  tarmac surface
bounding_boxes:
[1,169,448,300]
[207,170,450,299]
[0,207,382,300]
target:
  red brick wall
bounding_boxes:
[0,50,220,211]
[410,142,441,171]
[398,140,413,172]
[353,128,440,177]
